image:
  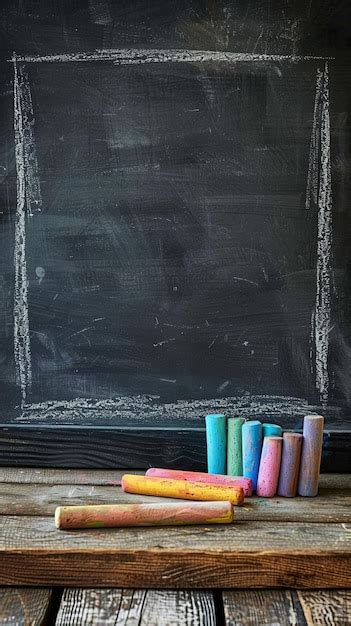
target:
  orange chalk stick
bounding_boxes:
[55,501,234,529]
[121,474,245,505]
[146,468,253,496]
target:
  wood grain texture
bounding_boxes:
[0,427,206,471]
[222,590,306,625]
[0,467,131,485]
[55,589,123,626]
[0,427,349,472]
[298,590,351,625]
[0,588,52,625]
[0,516,350,588]
[56,589,216,625]
[0,469,348,489]
[0,481,350,522]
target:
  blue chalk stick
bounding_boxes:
[262,423,283,438]
[242,420,263,491]
[205,413,227,474]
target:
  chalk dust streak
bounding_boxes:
[305,68,323,210]
[307,63,333,405]
[14,48,333,64]
[13,56,41,403]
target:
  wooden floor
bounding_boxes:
[0,470,350,624]
[0,587,350,625]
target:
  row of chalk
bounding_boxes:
[55,469,252,529]
[206,414,324,497]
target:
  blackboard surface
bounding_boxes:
[0,1,350,432]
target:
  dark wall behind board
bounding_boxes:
[0,1,350,430]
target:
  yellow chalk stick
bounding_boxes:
[121,474,245,505]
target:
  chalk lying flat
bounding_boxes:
[55,501,234,529]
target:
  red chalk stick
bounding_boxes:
[145,468,253,497]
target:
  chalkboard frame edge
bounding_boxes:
[0,424,349,472]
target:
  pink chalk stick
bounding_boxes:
[55,501,234,529]
[256,437,282,498]
[145,468,253,497]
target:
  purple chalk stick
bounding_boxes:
[298,415,324,497]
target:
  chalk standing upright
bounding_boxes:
[298,415,324,497]
[242,420,262,491]
[206,413,227,474]
[227,417,245,476]
[277,432,303,497]
[262,424,282,438]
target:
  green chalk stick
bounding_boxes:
[227,417,245,476]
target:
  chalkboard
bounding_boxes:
[0,1,350,441]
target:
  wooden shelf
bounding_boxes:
[0,470,350,588]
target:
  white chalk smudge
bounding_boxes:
[153,337,176,347]
[13,56,42,403]
[217,380,230,393]
[16,394,318,425]
[305,68,323,210]
[313,63,333,406]
[13,48,334,64]
[232,276,259,287]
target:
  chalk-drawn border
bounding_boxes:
[11,49,333,416]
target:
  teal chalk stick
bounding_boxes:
[262,423,283,438]
[206,413,227,474]
[242,420,262,491]
[227,417,245,476]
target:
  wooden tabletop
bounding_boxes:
[0,469,350,589]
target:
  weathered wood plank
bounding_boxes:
[222,590,306,625]
[298,590,351,625]
[0,482,350,522]
[55,589,123,626]
[0,426,349,472]
[0,588,52,626]
[0,516,350,587]
[1,516,349,552]
[0,469,348,488]
[56,589,216,625]
[0,467,130,485]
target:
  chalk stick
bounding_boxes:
[256,436,283,497]
[298,415,324,497]
[146,468,253,496]
[205,413,226,474]
[242,420,262,491]
[227,417,245,476]
[121,474,244,505]
[55,501,234,529]
[277,432,303,497]
[262,423,283,438]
